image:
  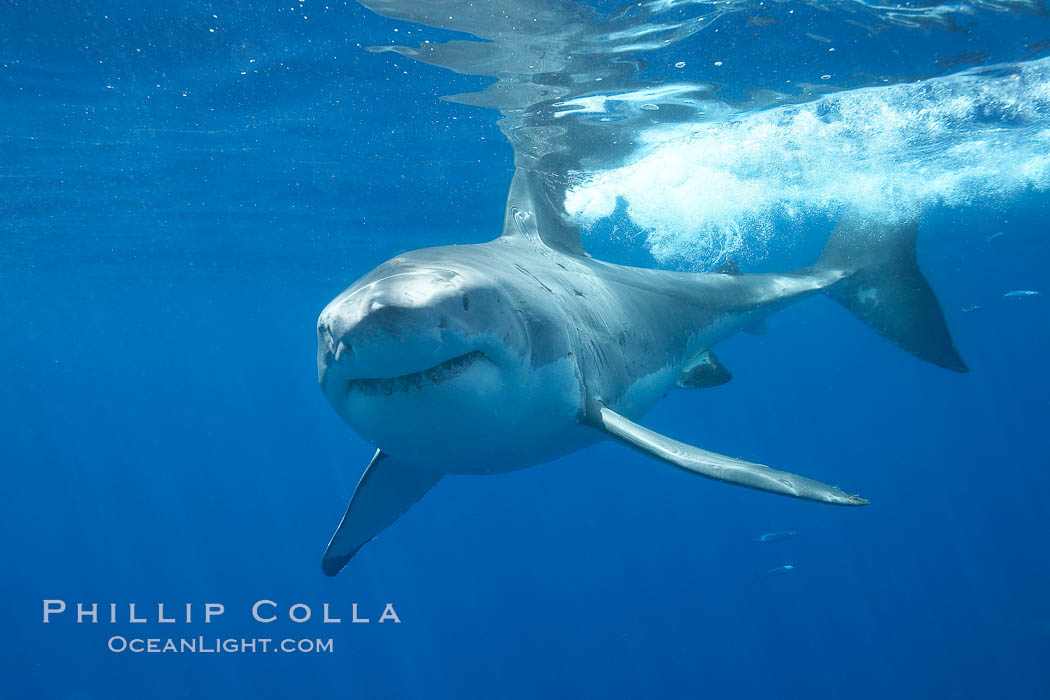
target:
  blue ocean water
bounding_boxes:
[3,1,1050,698]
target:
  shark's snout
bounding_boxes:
[322,300,422,351]
[323,270,455,336]
[317,268,482,386]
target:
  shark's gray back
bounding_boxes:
[409,236,833,418]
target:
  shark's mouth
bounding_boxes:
[346,350,487,396]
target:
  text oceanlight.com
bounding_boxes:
[107,636,334,654]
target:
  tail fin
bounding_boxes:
[816,214,969,373]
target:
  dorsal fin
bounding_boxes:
[502,168,585,255]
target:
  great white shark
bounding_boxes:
[316,169,967,576]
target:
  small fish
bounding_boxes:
[757,565,796,579]
[753,529,797,543]
[1025,38,1050,59]
[936,51,987,72]
[747,15,777,27]
[1004,290,1040,298]
[845,19,883,37]
[961,305,982,314]
[985,231,1005,242]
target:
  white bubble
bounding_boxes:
[675,61,686,68]
[566,57,1050,266]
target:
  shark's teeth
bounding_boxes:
[348,350,486,396]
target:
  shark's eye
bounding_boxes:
[462,294,470,311]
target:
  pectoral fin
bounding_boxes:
[594,406,867,506]
[322,450,442,577]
